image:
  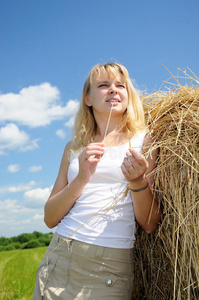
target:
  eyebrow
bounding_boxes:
[97,80,125,84]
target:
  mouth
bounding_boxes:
[106,98,120,103]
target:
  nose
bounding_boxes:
[108,84,117,94]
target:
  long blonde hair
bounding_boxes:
[71,62,146,151]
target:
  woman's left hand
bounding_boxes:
[121,138,161,233]
[121,148,149,185]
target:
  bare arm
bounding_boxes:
[121,134,161,233]
[44,142,105,228]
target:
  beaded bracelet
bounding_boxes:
[129,182,149,192]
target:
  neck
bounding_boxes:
[92,106,126,144]
[94,127,128,147]
[94,111,121,139]
[94,117,127,146]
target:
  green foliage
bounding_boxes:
[33,231,43,238]
[12,242,21,249]
[22,239,41,249]
[15,233,34,244]
[4,244,15,251]
[0,232,53,251]
[0,237,10,246]
[38,235,51,246]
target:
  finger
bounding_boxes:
[122,154,148,180]
[122,158,138,181]
[121,162,130,177]
[128,148,148,167]
[81,151,104,163]
[125,156,148,176]
[123,152,142,171]
[87,143,105,151]
[89,142,105,147]
[87,149,104,160]
[126,153,142,168]
[129,148,145,158]
[121,163,134,181]
[123,156,135,171]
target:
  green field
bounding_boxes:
[0,247,47,300]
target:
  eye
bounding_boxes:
[98,84,108,87]
[117,84,126,88]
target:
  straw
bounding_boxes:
[132,68,199,300]
[103,103,114,143]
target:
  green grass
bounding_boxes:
[0,247,47,300]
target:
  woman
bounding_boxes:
[33,62,161,300]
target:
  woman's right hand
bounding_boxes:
[77,142,105,184]
[44,142,105,228]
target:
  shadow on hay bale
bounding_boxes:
[132,70,199,300]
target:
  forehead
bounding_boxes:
[91,65,126,81]
[94,73,124,82]
[92,68,126,85]
[96,65,122,76]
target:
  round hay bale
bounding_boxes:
[132,69,199,300]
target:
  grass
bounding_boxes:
[0,247,47,300]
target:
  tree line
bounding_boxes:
[0,231,53,251]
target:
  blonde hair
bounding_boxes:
[71,62,146,151]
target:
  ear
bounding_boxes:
[84,94,92,107]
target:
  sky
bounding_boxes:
[0,0,199,238]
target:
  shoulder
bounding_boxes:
[130,130,147,148]
[142,132,157,153]
[143,132,152,147]
[64,141,72,152]
[62,141,72,162]
[142,132,158,175]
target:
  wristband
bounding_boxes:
[129,182,149,192]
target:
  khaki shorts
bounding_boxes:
[33,232,134,300]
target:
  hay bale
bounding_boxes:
[132,69,199,300]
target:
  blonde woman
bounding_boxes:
[33,62,161,300]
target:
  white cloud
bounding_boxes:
[0,199,38,221]
[0,198,53,237]
[0,150,7,155]
[0,181,36,194]
[65,115,76,128]
[32,214,44,221]
[20,139,40,152]
[0,123,39,154]
[7,164,20,173]
[56,129,66,139]
[23,186,52,208]
[0,185,54,237]
[0,199,19,211]
[65,99,79,112]
[0,83,79,128]
[28,165,42,172]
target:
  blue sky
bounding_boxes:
[0,0,198,237]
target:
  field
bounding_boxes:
[0,247,47,300]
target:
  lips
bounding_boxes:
[106,98,120,103]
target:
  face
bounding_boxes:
[84,74,128,117]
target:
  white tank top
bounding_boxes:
[56,131,146,249]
